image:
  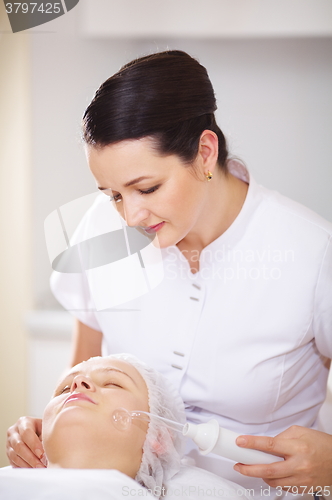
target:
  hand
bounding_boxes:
[6,416,47,468]
[233,425,332,489]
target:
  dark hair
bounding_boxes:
[82,50,229,171]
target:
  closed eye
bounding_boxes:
[138,185,160,195]
[104,382,123,388]
[59,385,70,395]
[109,193,122,203]
[108,184,160,203]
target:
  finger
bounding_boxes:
[236,435,293,457]
[234,459,294,480]
[10,444,46,468]
[8,434,45,468]
[19,425,45,459]
[7,448,34,469]
[33,418,43,438]
[14,416,42,437]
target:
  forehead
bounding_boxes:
[85,138,183,184]
[87,138,157,169]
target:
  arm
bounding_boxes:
[6,320,102,467]
[69,319,102,366]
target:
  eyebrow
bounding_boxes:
[98,176,153,191]
[55,367,137,393]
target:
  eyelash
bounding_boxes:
[110,185,160,203]
[57,382,122,395]
[105,383,122,388]
[59,386,70,395]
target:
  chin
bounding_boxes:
[153,227,184,249]
[153,236,174,249]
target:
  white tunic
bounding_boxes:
[50,163,332,494]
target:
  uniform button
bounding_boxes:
[173,351,185,357]
[171,364,183,370]
[192,283,201,290]
[190,297,199,301]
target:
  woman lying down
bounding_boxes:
[0,354,247,500]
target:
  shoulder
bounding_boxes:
[263,185,332,235]
[254,182,332,249]
[232,163,332,244]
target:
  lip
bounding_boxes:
[64,392,96,406]
[143,221,165,234]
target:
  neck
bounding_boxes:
[47,449,111,470]
[46,442,139,477]
[178,169,248,253]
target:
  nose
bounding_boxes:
[70,375,95,393]
[122,197,150,227]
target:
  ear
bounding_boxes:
[150,428,174,456]
[151,439,165,455]
[197,130,219,174]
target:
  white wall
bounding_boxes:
[0,3,32,467]
[81,0,332,38]
[28,4,332,310]
[31,12,138,307]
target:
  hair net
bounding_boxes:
[104,353,186,494]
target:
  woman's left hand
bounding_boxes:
[233,425,332,490]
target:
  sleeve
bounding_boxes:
[50,269,101,331]
[313,234,332,359]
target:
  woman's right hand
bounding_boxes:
[6,416,46,468]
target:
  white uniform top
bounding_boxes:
[50,163,332,494]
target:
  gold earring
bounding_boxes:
[205,171,213,181]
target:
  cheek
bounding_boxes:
[167,178,203,214]
[110,392,146,413]
[111,413,148,453]
[116,205,125,219]
[128,421,148,451]
[41,397,68,435]
[102,395,148,445]
[104,389,149,424]
[42,402,54,425]
[41,402,57,443]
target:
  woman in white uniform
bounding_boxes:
[7,50,332,496]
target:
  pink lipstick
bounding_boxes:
[143,222,165,234]
[64,393,96,406]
